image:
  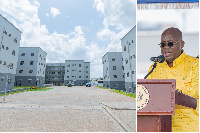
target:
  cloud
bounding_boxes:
[94,0,136,52]
[50,7,61,18]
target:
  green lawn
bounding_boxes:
[0,86,53,96]
[96,86,136,98]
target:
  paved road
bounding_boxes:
[0,86,136,132]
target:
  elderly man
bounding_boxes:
[147,27,199,132]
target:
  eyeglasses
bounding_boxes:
[159,41,182,48]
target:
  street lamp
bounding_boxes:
[3,63,13,101]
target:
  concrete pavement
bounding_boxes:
[0,86,136,132]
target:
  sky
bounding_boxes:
[0,0,136,78]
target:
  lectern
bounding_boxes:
[137,79,197,132]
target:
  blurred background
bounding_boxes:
[137,9,199,79]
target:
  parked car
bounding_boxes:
[68,83,72,87]
[86,82,91,87]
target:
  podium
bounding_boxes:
[137,79,197,132]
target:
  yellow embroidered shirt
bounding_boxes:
[147,51,199,132]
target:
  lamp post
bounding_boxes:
[3,63,13,101]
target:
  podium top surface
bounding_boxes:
[137,79,176,115]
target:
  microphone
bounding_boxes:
[150,55,165,63]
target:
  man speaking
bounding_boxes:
[146,27,199,132]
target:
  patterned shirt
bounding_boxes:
[147,51,199,132]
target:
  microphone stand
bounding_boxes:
[144,61,157,79]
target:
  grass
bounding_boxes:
[96,86,110,89]
[0,86,53,97]
[96,86,136,98]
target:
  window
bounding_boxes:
[67,70,69,72]
[133,54,136,58]
[79,70,81,72]
[58,72,61,74]
[86,71,88,73]
[113,75,117,78]
[20,61,24,65]
[67,64,70,67]
[19,70,23,73]
[132,71,135,74]
[0,60,2,64]
[72,70,74,71]
[4,31,7,35]
[67,76,69,78]
[21,53,25,56]
[124,46,126,51]
[30,61,34,65]
[127,72,129,77]
[52,72,55,74]
[125,58,128,64]
[72,76,74,77]
[114,84,118,88]
[72,64,74,66]
[2,45,4,49]
[6,47,8,50]
[14,38,17,43]
[122,66,124,70]
[132,40,134,43]
[12,50,15,56]
[112,58,115,61]
[79,64,81,67]
[41,63,43,65]
[123,75,125,78]
[86,76,88,78]
[113,66,116,70]
[31,53,34,56]
[28,79,32,83]
[29,70,33,73]
[79,76,81,78]
[86,66,88,68]
[3,61,6,65]
[8,34,11,37]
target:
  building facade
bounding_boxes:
[64,60,90,86]
[45,63,65,86]
[102,52,125,91]
[121,26,136,93]
[15,47,47,87]
[0,14,21,92]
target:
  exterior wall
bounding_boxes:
[121,26,136,93]
[0,14,21,91]
[64,60,90,86]
[15,47,47,87]
[45,63,65,86]
[102,52,125,91]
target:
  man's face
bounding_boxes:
[161,33,184,63]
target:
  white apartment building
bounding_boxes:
[121,26,136,93]
[102,52,125,91]
[64,60,90,86]
[15,47,47,87]
[45,63,65,86]
[0,14,21,92]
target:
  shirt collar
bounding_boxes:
[164,51,186,67]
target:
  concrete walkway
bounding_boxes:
[0,86,136,132]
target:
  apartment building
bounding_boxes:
[45,63,65,86]
[15,47,47,87]
[121,26,136,93]
[0,14,21,92]
[64,60,90,86]
[102,52,125,91]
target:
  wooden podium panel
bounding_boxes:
[137,79,176,115]
[137,79,176,132]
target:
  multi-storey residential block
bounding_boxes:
[0,14,21,92]
[102,52,125,91]
[64,60,90,86]
[45,63,65,86]
[15,47,47,87]
[121,26,136,93]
